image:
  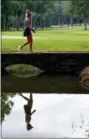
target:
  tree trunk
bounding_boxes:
[6,15,8,30]
[16,15,18,30]
[58,14,60,26]
[49,16,51,28]
[84,17,87,30]
[43,16,46,29]
[40,18,43,29]
[1,15,5,30]
[70,16,73,27]
[17,16,20,31]
[4,15,6,30]
[34,15,37,29]
[16,15,20,31]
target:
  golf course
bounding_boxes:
[2,26,89,51]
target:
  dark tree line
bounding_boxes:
[1,0,89,31]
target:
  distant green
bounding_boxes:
[2,26,89,51]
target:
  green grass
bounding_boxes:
[2,26,89,51]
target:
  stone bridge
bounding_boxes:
[1,51,89,93]
[1,51,89,76]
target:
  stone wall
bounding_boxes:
[2,52,89,76]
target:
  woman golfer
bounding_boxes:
[18,9,35,52]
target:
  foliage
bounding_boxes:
[71,0,89,17]
[1,0,89,30]
[70,0,89,30]
[1,93,16,122]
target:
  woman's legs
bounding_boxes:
[19,93,33,108]
[18,35,33,52]
[28,93,33,108]
[18,41,29,50]
[29,93,33,101]
[20,93,29,101]
[27,36,33,52]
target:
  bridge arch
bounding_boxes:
[5,64,43,78]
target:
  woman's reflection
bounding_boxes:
[19,93,36,130]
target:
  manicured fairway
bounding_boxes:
[2,26,89,51]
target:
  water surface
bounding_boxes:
[1,74,88,93]
[2,94,89,138]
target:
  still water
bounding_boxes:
[1,74,88,93]
[2,64,89,93]
[2,94,89,138]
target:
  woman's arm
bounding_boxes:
[31,109,36,115]
[32,28,35,33]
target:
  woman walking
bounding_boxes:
[18,9,35,52]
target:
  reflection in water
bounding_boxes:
[19,93,36,130]
[2,64,89,93]
[80,66,89,91]
[1,74,88,93]
[6,64,43,78]
[2,94,89,138]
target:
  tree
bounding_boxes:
[1,93,16,122]
[1,0,56,30]
[1,0,13,30]
[10,1,26,30]
[33,1,55,29]
[71,0,89,30]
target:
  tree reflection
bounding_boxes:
[1,93,16,122]
[1,93,36,131]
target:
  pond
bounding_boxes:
[1,74,88,93]
[2,93,89,138]
[1,64,89,93]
